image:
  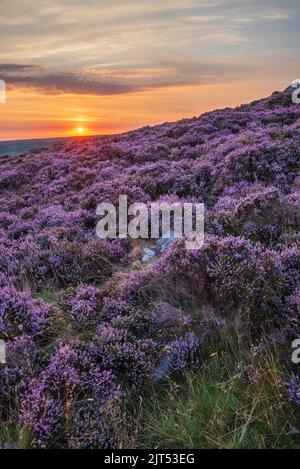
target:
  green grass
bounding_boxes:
[33,287,60,306]
[2,286,299,449]
[0,424,33,449]
[139,335,300,449]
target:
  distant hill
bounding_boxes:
[0,137,63,157]
[0,135,105,157]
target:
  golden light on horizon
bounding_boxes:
[0,77,291,141]
[76,127,84,135]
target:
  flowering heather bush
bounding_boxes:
[168,332,202,372]
[284,288,300,339]
[210,186,297,245]
[0,287,53,340]
[17,340,122,448]
[63,285,102,330]
[91,324,157,386]
[0,335,40,412]
[0,272,9,288]
[20,379,63,448]
[68,398,121,449]
[13,236,128,288]
[285,374,300,407]
[0,87,299,447]
[280,247,300,291]
[118,235,284,324]
[40,340,117,397]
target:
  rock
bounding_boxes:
[141,230,177,262]
[152,301,191,328]
[155,233,175,253]
[142,248,156,262]
[292,175,300,192]
[3,442,17,449]
[152,350,175,382]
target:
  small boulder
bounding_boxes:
[152,301,191,328]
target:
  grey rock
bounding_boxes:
[152,301,191,328]
[142,248,156,262]
[141,230,177,262]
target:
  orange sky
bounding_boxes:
[0,0,299,140]
[0,76,295,141]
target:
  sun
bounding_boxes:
[76,127,84,134]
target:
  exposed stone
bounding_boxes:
[292,174,300,192]
[152,301,191,328]
[141,230,176,262]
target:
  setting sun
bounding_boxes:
[76,127,84,134]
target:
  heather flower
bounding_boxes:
[41,340,116,398]
[0,335,39,407]
[0,272,9,288]
[65,285,102,330]
[92,324,157,385]
[284,287,300,339]
[20,379,63,448]
[68,398,120,449]
[285,374,300,406]
[168,332,202,372]
[0,287,53,340]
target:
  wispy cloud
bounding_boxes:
[0,0,298,84]
[0,0,299,140]
[0,58,251,95]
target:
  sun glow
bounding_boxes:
[76,127,84,134]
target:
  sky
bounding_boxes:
[0,0,299,140]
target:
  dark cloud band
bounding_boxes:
[0,60,249,96]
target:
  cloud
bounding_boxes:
[0,67,136,95]
[0,59,251,96]
[0,0,298,96]
[0,64,43,74]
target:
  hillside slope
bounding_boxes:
[0,87,299,448]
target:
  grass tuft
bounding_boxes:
[139,334,300,449]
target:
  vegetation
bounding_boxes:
[0,87,299,448]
